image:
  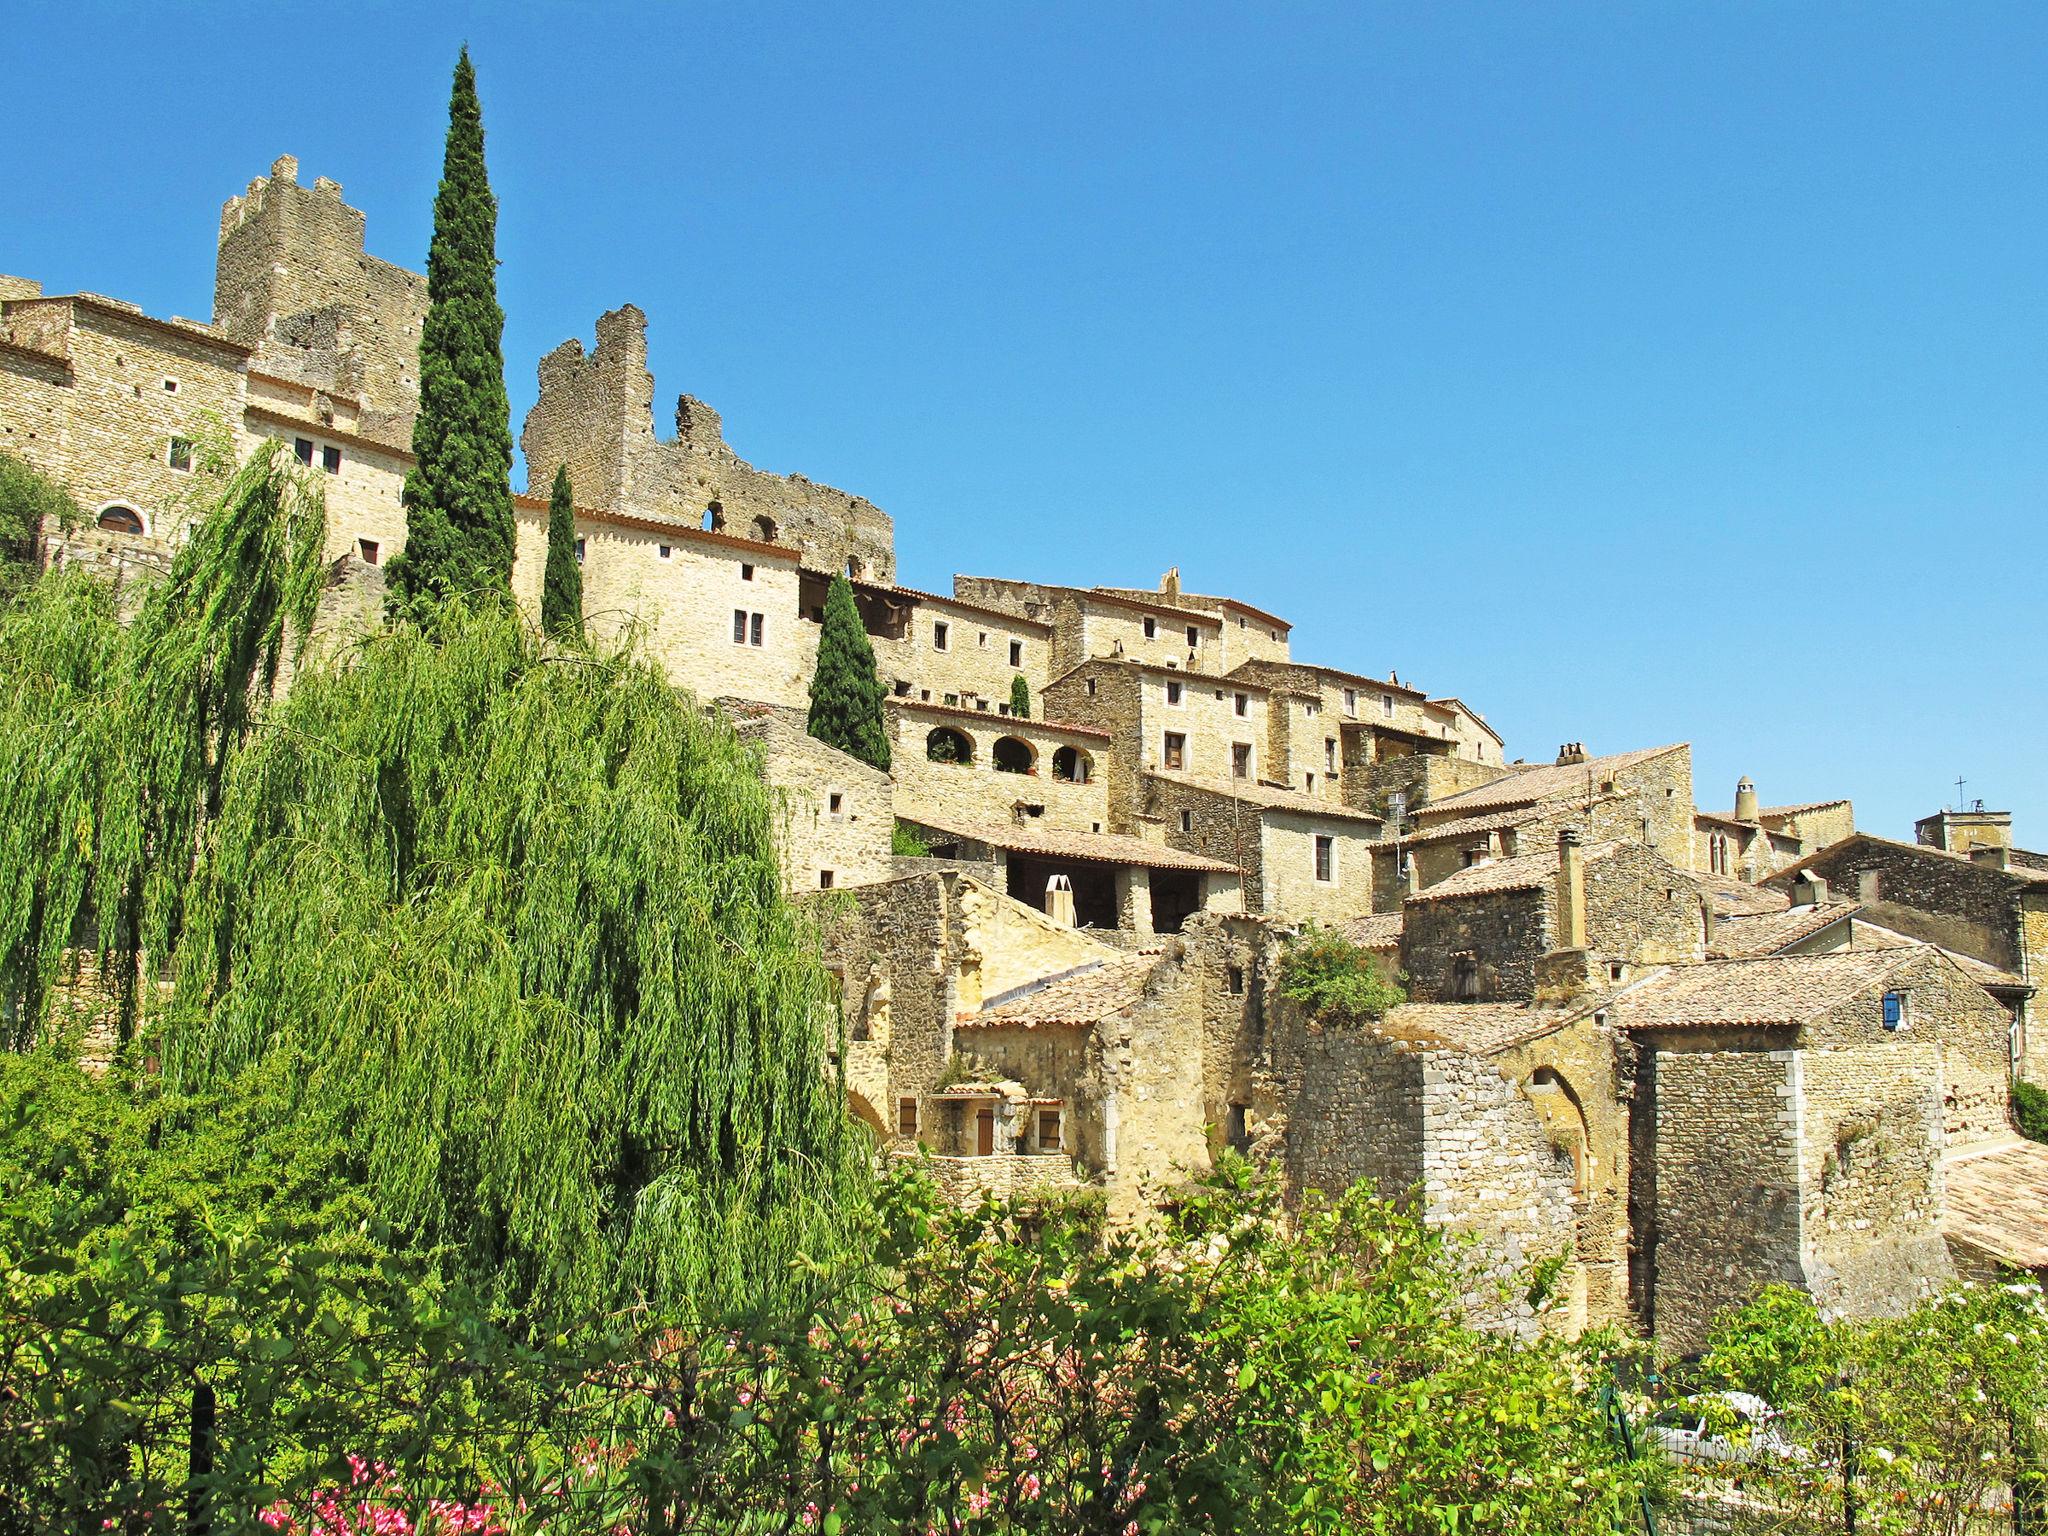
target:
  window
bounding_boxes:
[1306,773,1315,792]
[1227,964,1245,995]
[1186,625,1199,647]
[166,436,193,472]
[658,544,672,560]
[1882,990,1909,1031]
[357,538,379,565]
[1325,738,1338,772]
[1608,961,1626,982]
[1009,640,1022,666]
[1085,678,1098,697]
[1163,732,1186,771]
[818,869,835,890]
[898,1097,920,1137]
[1143,616,1157,639]
[1180,810,1193,833]
[574,538,586,563]
[1052,746,1092,783]
[733,609,748,644]
[320,444,342,474]
[1227,1103,1250,1152]
[1037,1107,1062,1152]
[1343,688,1357,716]
[750,613,764,646]
[161,376,179,394]
[1314,835,1335,883]
[1165,679,1183,706]
[740,562,754,581]
[1232,743,1251,779]
[293,437,314,465]
[1233,692,1248,717]
[1381,694,1394,718]
[978,631,988,648]
[933,621,949,651]
[827,791,844,816]
[96,504,144,534]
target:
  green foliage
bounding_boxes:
[0,449,76,594]
[2014,1077,2048,1143]
[540,462,582,641]
[891,821,932,858]
[806,572,890,770]
[1275,923,1407,1022]
[386,47,516,623]
[1008,673,1031,719]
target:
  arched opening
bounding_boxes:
[926,727,973,765]
[1052,745,1093,784]
[992,736,1035,775]
[702,502,725,532]
[846,556,865,580]
[751,514,778,542]
[846,1091,887,1141]
[1526,1067,1592,1194]
[96,504,145,535]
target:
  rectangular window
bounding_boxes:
[828,791,844,815]
[1180,810,1193,833]
[161,376,179,394]
[1227,964,1245,995]
[1165,679,1183,706]
[978,631,988,648]
[320,444,342,474]
[357,538,379,565]
[1009,640,1022,667]
[1314,835,1335,883]
[1037,1107,1062,1152]
[750,612,764,647]
[740,562,754,580]
[732,609,748,644]
[658,544,672,559]
[1232,743,1251,779]
[1882,990,1909,1031]
[1325,738,1338,771]
[1086,678,1098,697]
[1233,692,1248,717]
[898,1097,919,1137]
[1143,616,1157,639]
[1164,732,1186,771]
[933,621,949,651]
[574,537,586,563]
[1306,773,1315,792]
[1344,688,1357,717]
[293,437,314,465]
[1186,625,1199,647]
[818,869,835,890]
[166,436,193,472]
[1381,694,1395,718]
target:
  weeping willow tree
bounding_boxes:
[0,440,866,1330]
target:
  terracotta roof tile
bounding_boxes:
[1146,770,1382,824]
[1341,912,1404,951]
[1942,1137,2048,1270]
[1615,951,1915,1031]
[1405,840,1624,904]
[1846,920,2027,987]
[1375,1002,1564,1056]
[1694,871,1792,916]
[1422,744,1688,817]
[1394,807,1543,849]
[888,697,1111,740]
[905,815,1238,873]
[1764,833,2048,891]
[968,956,1161,1027]
[1710,904,1857,958]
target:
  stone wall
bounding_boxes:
[1773,838,2029,971]
[521,305,895,583]
[213,158,425,440]
[1404,886,1553,1002]
[1258,809,1377,925]
[858,590,1052,706]
[1042,660,1148,830]
[888,703,1110,835]
[727,703,893,892]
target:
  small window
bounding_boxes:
[1227,964,1245,995]
[321,444,342,474]
[1143,616,1157,639]
[95,505,144,534]
[1163,731,1186,771]
[1165,679,1183,706]
[166,436,193,472]
[1608,961,1625,982]
[357,538,379,565]
[750,613,764,647]
[1306,773,1316,792]
[933,621,949,652]
[1186,625,1199,647]
[1233,692,1248,717]
[293,437,315,466]
[1085,678,1098,697]
[1381,695,1394,718]
[1037,1107,1062,1152]
[1314,834,1335,883]
[898,1096,919,1137]
[1180,809,1193,833]
[1325,738,1338,772]
[1882,990,1909,1031]
[161,377,179,394]
[574,537,586,563]
[1009,640,1022,666]
[828,791,844,816]
[978,631,989,648]
[1343,688,1357,717]
[1227,1103,1250,1151]
[819,869,835,890]
[732,609,748,644]
[658,544,673,560]
[1092,822,1102,833]
[740,562,754,581]
[1232,743,1251,779]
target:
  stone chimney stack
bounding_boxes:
[1971,844,2011,872]
[1161,567,1181,597]
[1790,871,1830,907]
[1557,829,1587,950]
[1556,742,1589,766]
[1735,776,1760,823]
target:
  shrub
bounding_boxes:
[891,822,933,858]
[2015,1078,2048,1143]
[1275,924,1406,1022]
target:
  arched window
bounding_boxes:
[992,737,1035,775]
[702,502,725,532]
[751,514,778,542]
[1051,745,1093,784]
[95,504,145,535]
[926,727,973,765]
[846,556,865,580]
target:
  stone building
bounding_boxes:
[889,701,1110,836]
[724,702,892,893]
[1694,776,1855,881]
[952,575,1233,678]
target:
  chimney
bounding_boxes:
[1790,871,1830,907]
[1557,829,1587,950]
[1401,852,1421,900]
[1557,742,1589,766]
[1735,776,1759,823]
[1971,845,2011,872]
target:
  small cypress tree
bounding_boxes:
[1009,674,1031,720]
[387,46,515,623]
[806,574,890,771]
[540,464,581,640]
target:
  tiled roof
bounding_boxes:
[1615,951,1915,1032]
[1846,921,2027,988]
[1693,871,1792,917]
[1756,800,1851,820]
[2010,847,2048,874]
[1763,833,2048,891]
[906,815,1238,873]
[1405,841,1623,904]
[968,956,1161,1028]
[1146,771,1382,823]
[1394,807,1541,849]
[869,579,1054,632]
[1375,1002,1564,1056]
[1942,1137,2048,1271]
[1422,744,1688,818]
[1710,903,1856,958]
[1341,912,1404,951]
[888,697,1112,740]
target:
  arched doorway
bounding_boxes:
[992,736,1035,775]
[96,504,145,534]
[926,727,973,765]
[1052,745,1093,783]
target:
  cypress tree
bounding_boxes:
[387,46,515,623]
[540,463,581,640]
[806,574,890,771]
[1009,674,1031,720]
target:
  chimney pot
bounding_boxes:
[1735,776,1759,823]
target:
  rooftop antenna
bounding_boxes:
[1953,775,1967,813]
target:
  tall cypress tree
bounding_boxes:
[540,464,581,640]
[1009,674,1031,720]
[806,574,890,771]
[387,46,515,623]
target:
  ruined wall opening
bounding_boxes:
[847,1091,887,1140]
[1052,745,1093,783]
[751,514,778,542]
[992,736,1035,775]
[702,502,724,532]
[926,727,973,765]
[1006,856,1117,929]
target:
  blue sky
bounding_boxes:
[5,3,2043,836]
